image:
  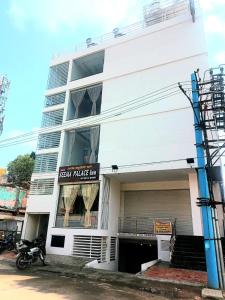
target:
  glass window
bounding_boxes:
[62,126,100,166]
[67,84,102,120]
[55,183,99,229]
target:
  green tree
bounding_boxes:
[7,154,35,188]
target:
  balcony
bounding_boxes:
[118,217,176,236]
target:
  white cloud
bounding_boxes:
[8,0,143,33]
[214,51,225,64]
[199,0,225,11]
[204,15,225,35]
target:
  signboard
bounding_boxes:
[154,220,172,235]
[58,163,100,183]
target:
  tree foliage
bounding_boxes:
[7,154,35,188]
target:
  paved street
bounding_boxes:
[0,262,170,300]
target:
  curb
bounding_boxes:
[34,264,204,299]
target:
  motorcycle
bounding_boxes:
[16,237,46,270]
[0,232,16,253]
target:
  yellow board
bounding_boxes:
[0,168,6,176]
[154,220,172,235]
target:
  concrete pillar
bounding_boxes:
[213,183,224,237]
[189,172,203,236]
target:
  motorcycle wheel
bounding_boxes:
[16,254,29,270]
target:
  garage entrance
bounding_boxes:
[118,238,157,274]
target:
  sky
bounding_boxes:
[0,0,225,168]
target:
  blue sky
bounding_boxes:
[0,0,224,168]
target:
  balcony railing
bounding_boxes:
[55,212,98,229]
[118,217,176,235]
[53,0,197,59]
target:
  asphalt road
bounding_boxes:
[0,261,170,300]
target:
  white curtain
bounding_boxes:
[89,126,100,163]
[67,131,76,165]
[72,89,86,118]
[87,85,101,116]
[63,185,80,227]
[81,184,99,227]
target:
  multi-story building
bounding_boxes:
[22,0,224,273]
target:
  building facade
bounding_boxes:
[23,0,224,272]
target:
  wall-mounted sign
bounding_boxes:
[154,220,172,235]
[58,163,100,183]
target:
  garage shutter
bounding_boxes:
[124,190,193,235]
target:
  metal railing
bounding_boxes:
[55,213,98,229]
[118,217,175,235]
[53,0,195,59]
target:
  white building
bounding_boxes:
[23,0,224,272]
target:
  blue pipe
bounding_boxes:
[191,72,219,288]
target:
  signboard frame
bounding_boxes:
[58,163,100,183]
[154,220,173,235]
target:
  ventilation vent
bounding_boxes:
[45,92,66,107]
[47,62,69,89]
[73,235,107,262]
[41,110,63,128]
[33,153,58,173]
[38,131,61,149]
[30,178,55,195]
[110,237,117,261]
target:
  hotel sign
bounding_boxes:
[154,220,172,235]
[58,163,100,183]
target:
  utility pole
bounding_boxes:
[0,75,10,136]
[179,67,225,288]
[191,72,220,289]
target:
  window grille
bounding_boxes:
[47,62,69,89]
[33,153,58,173]
[110,237,117,261]
[41,110,63,127]
[30,178,55,195]
[45,92,66,107]
[73,235,107,262]
[38,131,61,149]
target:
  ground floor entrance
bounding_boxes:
[24,213,49,241]
[118,238,158,274]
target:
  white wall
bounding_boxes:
[107,177,121,234]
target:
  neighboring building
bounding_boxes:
[23,0,224,272]
[0,184,28,237]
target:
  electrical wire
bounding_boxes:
[0,82,191,148]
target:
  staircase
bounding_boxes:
[171,235,225,271]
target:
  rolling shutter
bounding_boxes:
[124,190,193,235]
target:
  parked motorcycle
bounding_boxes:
[0,232,16,253]
[16,237,46,270]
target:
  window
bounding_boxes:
[30,178,55,195]
[33,153,58,173]
[55,183,99,229]
[38,131,61,149]
[47,62,69,89]
[51,235,65,248]
[62,126,100,166]
[45,92,66,107]
[67,84,102,120]
[41,110,63,127]
[71,51,104,81]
